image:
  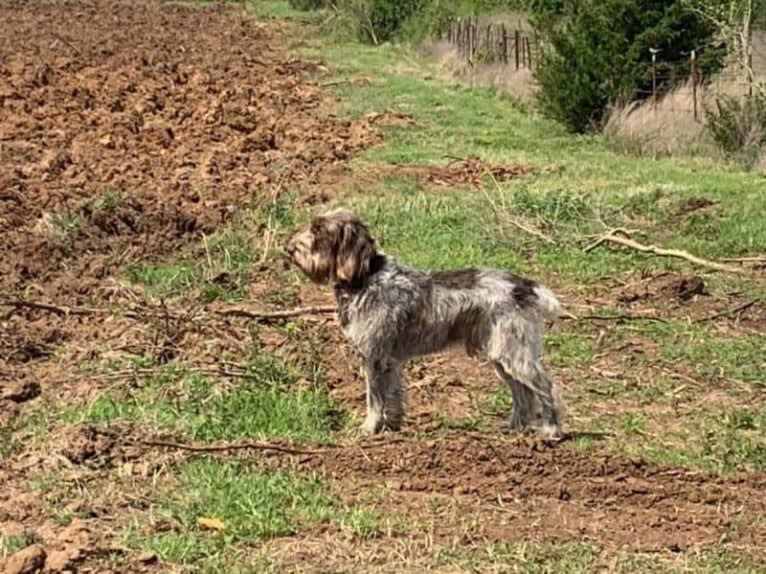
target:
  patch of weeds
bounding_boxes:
[90,189,124,212]
[631,408,766,474]
[350,192,527,272]
[436,541,596,573]
[546,331,595,369]
[614,548,766,573]
[1,531,42,559]
[70,354,343,443]
[646,322,766,386]
[127,262,199,297]
[1,407,55,457]
[133,459,335,564]
[439,415,482,432]
[509,187,593,227]
[335,508,383,540]
[127,225,257,302]
[619,413,648,435]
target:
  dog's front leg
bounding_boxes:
[362,358,404,434]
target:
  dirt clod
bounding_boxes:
[3,544,46,574]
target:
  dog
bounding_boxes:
[286,208,564,439]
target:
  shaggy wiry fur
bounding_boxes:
[287,208,564,439]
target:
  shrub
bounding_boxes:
[706,89,766,165]
[288,0,329,9]
[338,0,425,44]
[530,0,724,133]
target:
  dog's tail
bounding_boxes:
[533,285,561,321]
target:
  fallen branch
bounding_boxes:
[1,300,337,323]
[139,439,330,456]
[138,436,406,456]
[319,77,373,88]
[215,305,337,321]
[563,313,667,323]
[482,176,555,245]
[1,300,105,317]
[696,299,760,323]
[585,229,750,275]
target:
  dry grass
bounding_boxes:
[604,65,766,158]
[604,80,709,157]
[418,39,536,103]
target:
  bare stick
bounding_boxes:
[139,439,330,456]
[1,300,103,316]
[585,229,750,275]
[563,313,668,323]
[1,300,337,322]
[696,299,760,323]
[215,305,337,320]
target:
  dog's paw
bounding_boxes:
[540,423,563,442]
[362,416,383,435]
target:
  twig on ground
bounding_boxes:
[482,175,555,244]
[139,439,330,456]
[137,436,406,456]
[720,256,766,264]
[561,312,667,323]
[696,299,760,323]
[585,229,750,275]
[319,77,373,88]
[214,305,337,320]
[1,299,337,323]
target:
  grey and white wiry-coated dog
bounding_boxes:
[286,208,564,439]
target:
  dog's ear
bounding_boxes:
[335,215,376,283]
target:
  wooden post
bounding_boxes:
[486,24,492,61]
[514,29,520,69]
[651,49,658,114]
[524,37,531,68]
[691,50,698,121]
[501,24,508,65]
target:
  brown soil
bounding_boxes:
[277,434,766,555]
[0,0,378,301]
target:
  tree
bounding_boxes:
[684,0,763,87]
[530,0,724,132]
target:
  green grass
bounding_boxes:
[435,542,766,573]
[127,458,384,566]
[127,226,258,302]
[436,542,596,573]
[67,354,343,443]
[131,459,335,564]
[1,532,40,559]
[303,39,766,280]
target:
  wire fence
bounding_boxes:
[442,17,765,121]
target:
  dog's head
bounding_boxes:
[286,208,378,285]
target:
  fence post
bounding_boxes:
[515,29,520,69]
[524,37,531,68]
[650,48,658,114]
[487,24,492,60]
[501,24,508,65]
[691,50,698,121]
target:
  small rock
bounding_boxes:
[4,544,46,574]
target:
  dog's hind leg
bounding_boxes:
[493,363,538,431]
[363,358,405,433]
[488,320,564,440]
